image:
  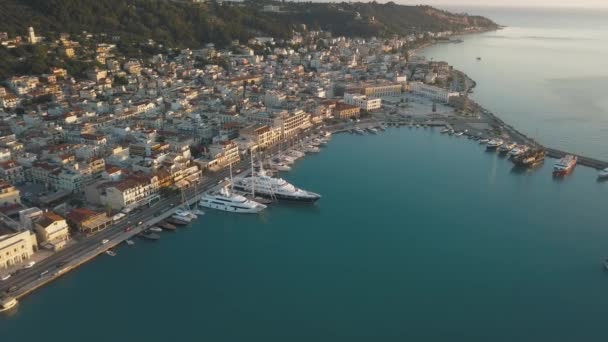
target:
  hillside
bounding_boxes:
[0,0,498,47]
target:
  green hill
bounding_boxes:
[0,0,497,47]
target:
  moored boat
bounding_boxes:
[486,139,504,150]
[0,297,18,312]
[149,227,163,233]
[512,148,545,167]
[200,186,267,214]
[553,154,577,176]
[125,240,135,246]
[598,167,608,180]
[498,142,516,154]
[233,166,321,203]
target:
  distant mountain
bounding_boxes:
[0,0,498,47]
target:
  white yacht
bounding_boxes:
[233,168,321,202]
[486,139,504,150]
[508,145,529,158]
[171,210,192,223]
[200,186,267,213]
[598,167,608,180]
[281,155,297,164]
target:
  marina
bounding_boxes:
[4,128,608,342]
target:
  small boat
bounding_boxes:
[486,139,503,150]
[454,131,464,137]
[498,142,516,154]
[367,127,378,134]
[159,222,177,231]
[598,168,608,180]
[191,209,205,216]
[0,297,18,312]
[440,128,450,134]
[140,232,160,240]
[508,145,529,158]
[477,57,482,61]
[149,227,163,233]
[479,138,489,144]
[125,240,135,246]
[167,217,188,226]
[354,128,365,135]
[604,258,608,271]
[269,161,291,171]
[105,250,117,257]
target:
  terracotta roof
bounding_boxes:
[36,212,64,228]
[67,208,101,224]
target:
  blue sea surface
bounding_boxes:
[2,128,608,341]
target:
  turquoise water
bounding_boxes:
[3,128,608,341]
[424,7,608,160]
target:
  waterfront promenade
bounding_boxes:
[0,133,307,305]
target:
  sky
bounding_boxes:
[306,0,608,9]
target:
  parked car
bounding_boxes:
[101,239,109,244]
[23,261,36,269]
[1,274,11,281]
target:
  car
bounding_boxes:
[55,261,67,269]
[23,261,36,269]
[1,274,11,281]
[170,203,175,207]
[137,221,143,226]
[124,226,132,232]
[39,270,49,278]
[7,285,18,293]
[101,239,109,244]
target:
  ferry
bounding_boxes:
[486,139,504,150]
[553,154,577,176]
[0,297,18,312]
[200,186,267,214]
[598,167,608,180]
[233,167,321,203]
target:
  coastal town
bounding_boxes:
[0,10,604,311]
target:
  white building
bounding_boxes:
[409,82,460,103]
[344,93,382,111]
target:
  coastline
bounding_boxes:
[411,29,608,170]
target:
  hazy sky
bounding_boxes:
[309,0,608,8]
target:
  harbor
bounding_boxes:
[4,127,608,342]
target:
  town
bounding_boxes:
[0,19,497,310]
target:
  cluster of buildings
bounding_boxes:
[0,25,463,272]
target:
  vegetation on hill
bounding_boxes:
[0,0,497,78]
[0,0,497,47]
